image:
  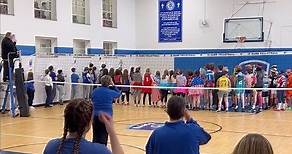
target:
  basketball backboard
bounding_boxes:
[223,17,264,43]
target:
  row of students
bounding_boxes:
[45,63,292,112]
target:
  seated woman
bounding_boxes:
[233,133,273,154]
[44,99,124,154]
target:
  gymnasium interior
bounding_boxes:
[1,0,292,154]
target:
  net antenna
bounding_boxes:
[235,36,247,48]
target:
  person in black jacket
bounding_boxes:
[1,32,18,82]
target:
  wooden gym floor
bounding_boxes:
[1,104,292,154]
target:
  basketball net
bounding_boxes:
[235,36,246,48]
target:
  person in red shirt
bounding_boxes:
[143,68,153,106]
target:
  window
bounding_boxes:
[103,41,117,55]
[34,0,57,20]
[35,37,57,56]
[102,0,117,28]
[73,39,90,55]
[72,0,90,24]
[0,0,14,15]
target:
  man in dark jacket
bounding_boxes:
[1,32,18,82]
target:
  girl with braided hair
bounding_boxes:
[44,99,124,154]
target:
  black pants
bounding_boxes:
[176,93,185,97]
[92,115,108,146]
[143,93,152,105]
[160,90,168,103]
[213,90,219,108]
[121,91,130,102]
[45,86,52,106]
[27,89,35,106]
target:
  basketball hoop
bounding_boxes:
[235,36,247,48]
[236,36,247,43]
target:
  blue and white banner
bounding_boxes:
[159,0,183,42]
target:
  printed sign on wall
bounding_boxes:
[159,0,183,42]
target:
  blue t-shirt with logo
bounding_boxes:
[44,138,111,154]
[205,70,214,82]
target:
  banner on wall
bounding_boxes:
[159,0,182,42]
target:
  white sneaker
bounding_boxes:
[278,103,282,110]
[235,106,238,110]
[252,105,256,109]
[29,106,36,111]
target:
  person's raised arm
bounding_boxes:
[109,81,121,98]
[184,110,211,145]
[99,113,124,154]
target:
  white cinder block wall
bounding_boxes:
[0,0,136,49]
[135,0,292,49]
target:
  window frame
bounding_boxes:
[73,39,89,56]
[0,0,14,15]
[102,0,117,28]
[103,41,117,55]
[72,0,89,25]
[34,0,57,21]
[35,37,57,56]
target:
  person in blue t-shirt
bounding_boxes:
[146,96,211,154]
[91,75,121,145]
[43,99,124,154]
[71,67,80,99]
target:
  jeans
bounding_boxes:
[45,86,52,106]
[92,115,108,146]
[56,85,65,103]
[51,83,57,102]
[71,85,78,99]
[277,90,285,104]
[83,85,90,100]
[27,89,35,106]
